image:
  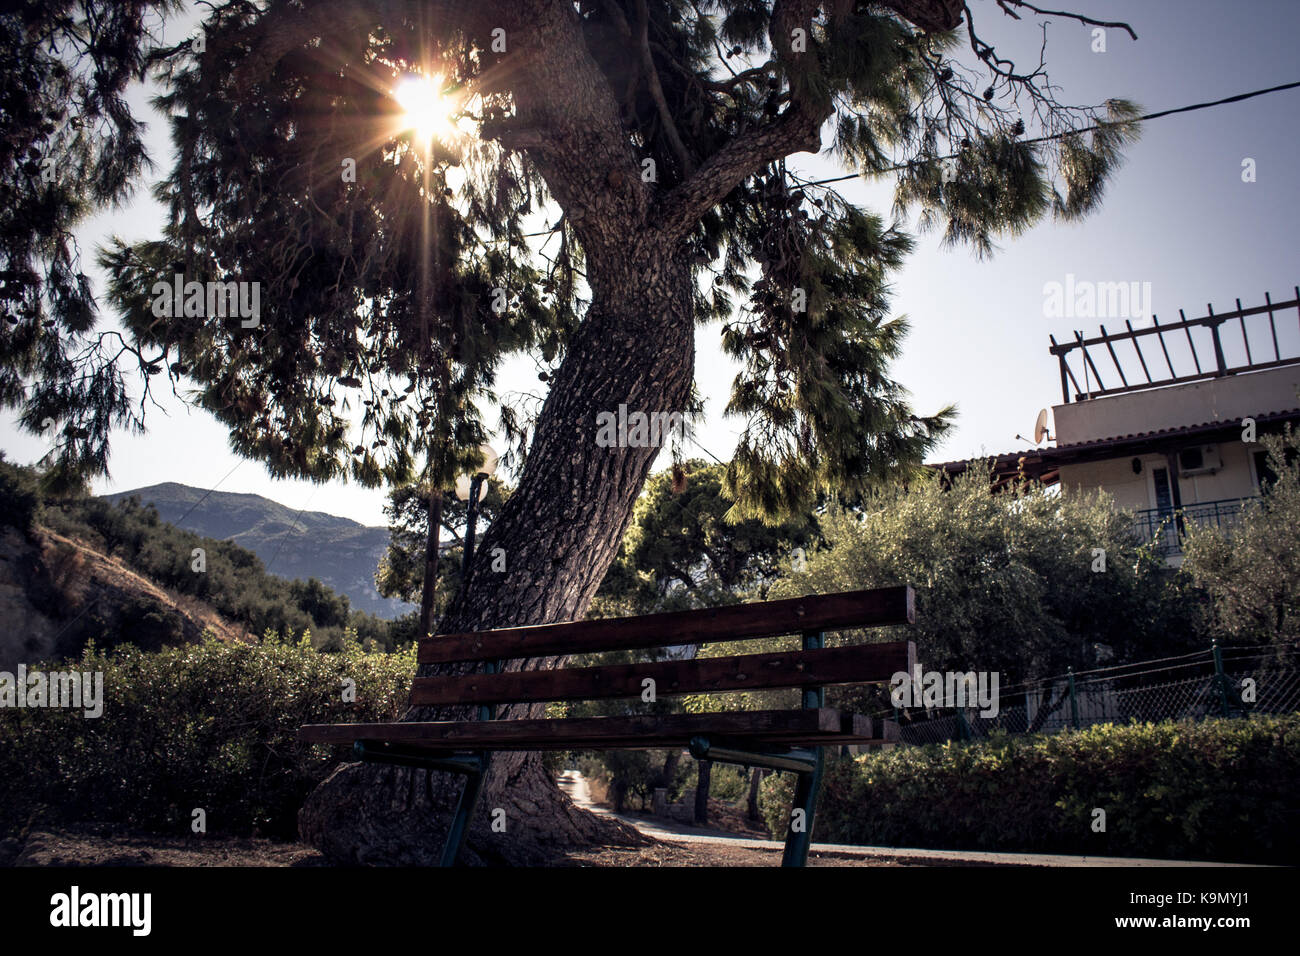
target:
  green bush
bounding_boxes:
[0,632,416,840]
[678,761,749,802]
[765,467,1203,687]
[1181,429,1300,645]
[576,748,692,811]
[759,716,1300,864]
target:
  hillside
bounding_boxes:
[104,483,411,619]
[0,523,250,671]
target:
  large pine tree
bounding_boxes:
[3,0,1138,863]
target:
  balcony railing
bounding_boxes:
[1130,496,1259,555]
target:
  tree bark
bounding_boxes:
[746,768,766,822]
[656,748,683,794]
[299,244,696,864]
[693,759,712,826]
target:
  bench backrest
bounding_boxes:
[411,585,916,709]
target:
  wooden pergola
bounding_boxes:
[1049,288,1300,405]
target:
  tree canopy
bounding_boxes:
[5,0,1137,520]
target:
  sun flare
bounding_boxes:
[393,74,454,144]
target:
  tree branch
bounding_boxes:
[995,0,1138,40]
[227,0,498,96]
[636,0,695,175]
[876,0,966,33]
[480,0,650,253]
[651,0,831,241]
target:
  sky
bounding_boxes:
[2,0,1298,528]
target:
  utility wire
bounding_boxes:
[805,79,1300,188]
[264,485,319,575]
[175,459,244,526]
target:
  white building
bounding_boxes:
[931,288,1300,563]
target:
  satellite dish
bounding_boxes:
[1033,408,1054,444]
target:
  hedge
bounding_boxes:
[0,633,415,840]
[760,716,1300,864]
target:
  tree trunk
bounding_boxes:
[746,768,765,822]
[417,489,442,640]
[656,749,683,794]
[299,245,695,864]
[693,759,712,826]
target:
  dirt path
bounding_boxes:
[555,770,909,867]
[553,772,1247,868]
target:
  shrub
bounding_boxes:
[576,748,691,811]
[759,715,1300,864]
[1181,428,1300,645]
[0,632,416,839]
[765,467,1203,687]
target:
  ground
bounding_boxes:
[3,771,1210,867]
[4,827,913,867]
[1,769,902,867]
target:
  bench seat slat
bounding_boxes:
[417,585,914,665]
[410,640,915,706]
[299,708,897,752]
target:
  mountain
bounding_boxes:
[103,483,411,619]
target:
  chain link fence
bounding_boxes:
[880,643,1300,746]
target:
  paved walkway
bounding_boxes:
[556,770,1253,867]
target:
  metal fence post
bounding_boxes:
[1212,641,1232,717]
[1067,668,1080,729]
[956,707,970,741]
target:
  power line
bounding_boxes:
[264,485,320,575]
[175,459,244,526]
[805,79,1300,188]
[685,429,726,465]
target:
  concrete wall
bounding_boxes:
[1053,365,1300,446]
[1059,440,1259,509]
[1059,454,1164,509]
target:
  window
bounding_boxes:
[1152,466,1173,515]
[1253,450,1277,491]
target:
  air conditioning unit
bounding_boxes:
[1178,444,1222,477]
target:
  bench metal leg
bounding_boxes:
[780,744,824,867]
[354,740,488,867]
[439,760,486,867]
[781,628,828,868]
[687,734,824,868]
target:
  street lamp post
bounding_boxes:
[454,445,500,730]
[454,445,498,597]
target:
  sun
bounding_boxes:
[393,74,455,144]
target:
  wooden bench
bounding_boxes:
[299,584,915,866]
